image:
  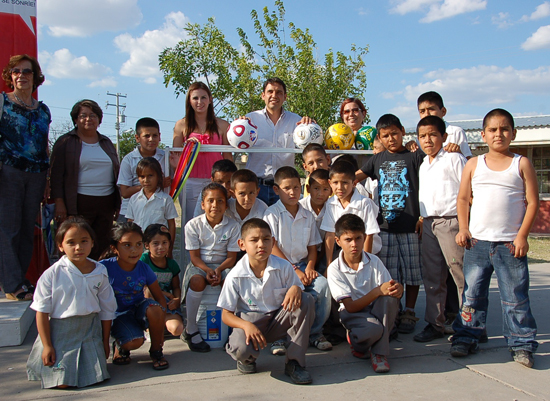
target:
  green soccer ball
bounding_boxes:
[355,126,377,150]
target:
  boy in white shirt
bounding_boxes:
[264,167,332,352]
[413,116,466,343]
[327,214,402,373]
[321,160,380,266]
[218,218,315,384]
[226,169,268,224]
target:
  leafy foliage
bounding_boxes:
[159,1,369,129]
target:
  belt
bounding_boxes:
[258,178,275,186]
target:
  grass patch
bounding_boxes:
[528,236,550,264]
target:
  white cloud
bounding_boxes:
[492,12,513,29]
[522,25,550,50]
[357,7,369,16]
[39,0,142,37]
[390,0,486,22]
[114,12,190,82]
[39,49,111,80]
[88,77,117,88]
[521,2,550,22]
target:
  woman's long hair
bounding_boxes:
[183,82,219,140]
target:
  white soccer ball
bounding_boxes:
[293,123,324,149]
[227,119,258,149]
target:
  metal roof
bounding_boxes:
[406,115,550,133]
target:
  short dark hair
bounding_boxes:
[201,182,228,201]
[335,214,365,238]
[70,99,104,125]
[2,54,45,91]
[274,166,300,186]
[136,157,164,192]
[302,143,327,158]
[416,115,446,137]
[417,91,444,109]
[231,169,259,189]
[333,154,359,171]
[241,218,271,238]
[483,108,515,130]
[329,160,356,181]
[55,216,96,249]
[309,168,330,184]
[143,223,171,243]
[376,114,403,132]
[211,159,237,178]
[262,77,287,94]
[135,117,160,135]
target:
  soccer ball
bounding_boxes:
[355,126,377,150]
[227,119,258,149]
[293,123,324,149]
[324,123,355,150]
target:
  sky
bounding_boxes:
[33,0,550,144]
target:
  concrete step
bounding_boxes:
[0,293,36,347]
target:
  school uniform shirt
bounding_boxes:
[445,123,472,158]
[327,250,392,312]
[126,188,178,230]
[117,147,166,216]
[225,197,268,225]
[299,196,326,239]
[419,148,466,218]
[217,254,304,314]
[184,214,241,265]
[264,200,322,264]
[101,257,158,314]
[31,256,117,320]
[360,149,424,233]
[245,108,302,179]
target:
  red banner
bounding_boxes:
[0,1,37,94]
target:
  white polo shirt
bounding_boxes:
[126,189,178,230]
[117,147,166,215]
[31,256,117,320]
[419,149,466,218]
[264,200,322,264]
[327,250,391,311]
[299,196,326,239]
[217,254,304,314]
[184,214,241,265]
[225,197,268,225]
[445,123,472,158]
[245,108,302,179]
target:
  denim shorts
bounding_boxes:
[111,298,160,345]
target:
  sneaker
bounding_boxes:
[181,330,211,353]
[237,360,257,374]
[310,335,333,351]
[371,353,390,373]
[443,314,457,334]
[512,350,534,368]
[346,332,369,359]
[398,310,419,334]
[284,360,312,385]
[271,340,286,356]
[450,342,479,357]
[413,324,444,343]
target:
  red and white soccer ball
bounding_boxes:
[293,123,324,149]
[227,119,258,149]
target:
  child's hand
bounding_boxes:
[295,268,311,286]
[163,176,172,189]
[42,345,55,366]
[415,219,423,239]
[387,280,403,298]
[205,267,218,285]
[512,235,529,258]
[444,143,461,153]
[405,140,419,152]
[243,321,267,351]
[168,297,180,311]
[456,229,472,248]
[305,267,318,282]
[211,267,223,286]
[282,286,302,311]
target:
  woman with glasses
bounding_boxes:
[50,100,120,260]
[340,98,368,136]
[0,54,50,301]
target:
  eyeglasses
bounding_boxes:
[343,108,361,115]
[78,113,99,120]
[11,68,33,76]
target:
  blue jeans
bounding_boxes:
[258,184,279,206]
[452,239,538,352]
[296,262,331,341]
[111,298,161,345]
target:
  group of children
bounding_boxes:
[26,91,539,389]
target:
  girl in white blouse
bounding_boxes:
[27,217,117,389]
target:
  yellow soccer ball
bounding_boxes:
[324,123,355,150]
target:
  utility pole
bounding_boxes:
[106,92,127,160]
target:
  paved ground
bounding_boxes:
[1,263,549,401]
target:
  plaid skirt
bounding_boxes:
[27,313,110,388]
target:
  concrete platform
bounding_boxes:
[1,263,549,400]
[0,297,35,347]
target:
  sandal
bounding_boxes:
[112,341,131,365]
[149,348,169,370]
[5,281,34,301]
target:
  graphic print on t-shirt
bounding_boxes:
[379,160,410,223]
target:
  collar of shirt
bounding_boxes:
[261,107,287,126]
[231,254,282,278]
[423,147,447,165]
[328,187,363,210]
[61,255,106,278]
[200,213,229,230]
[135,188,162,202]
[336,250,371,274]
[272,199,309,220]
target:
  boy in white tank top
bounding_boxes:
[450,109,539,368]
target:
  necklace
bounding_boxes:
[14,93,36,108]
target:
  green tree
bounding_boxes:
[159,0,369,129]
